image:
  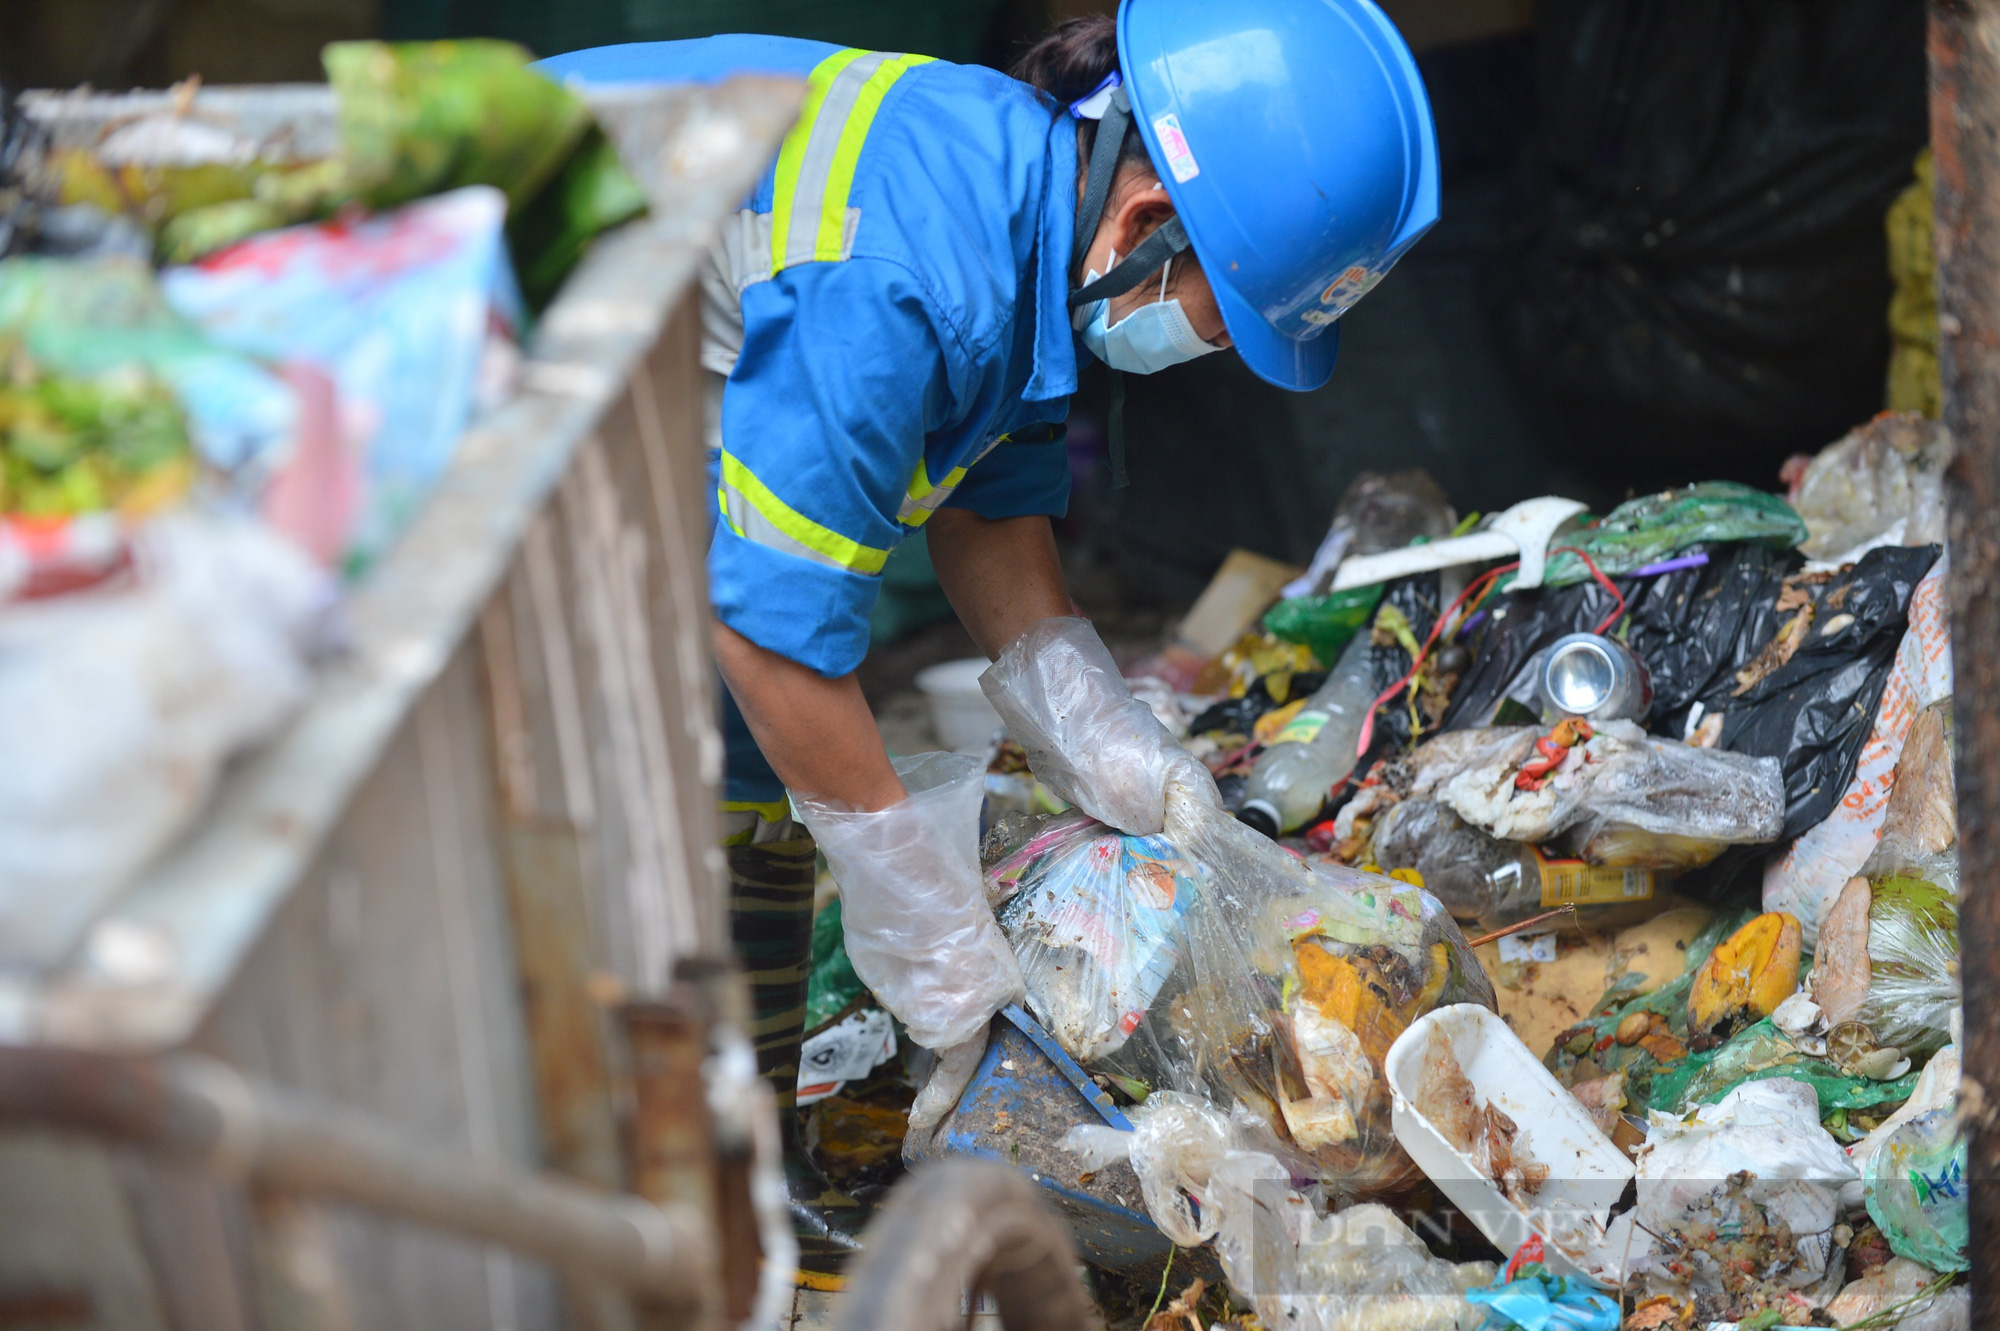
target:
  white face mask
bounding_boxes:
[1077,253,1222,375]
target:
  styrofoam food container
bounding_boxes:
[1385,1003,1634,1286]
[914,657,1004,754]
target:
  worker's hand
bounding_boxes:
[980,616,1220,836]
[793,753,1023,1052]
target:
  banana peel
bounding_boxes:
[1688,911,1802,1037]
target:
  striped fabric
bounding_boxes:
[725,832,820,1110]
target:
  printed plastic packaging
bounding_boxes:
[990,811,1201,1063]
[793,752,1024,1052]
[981,614,1218,837]
[1865,1108,1969,1273]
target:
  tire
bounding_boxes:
[833,1160,1097,1331]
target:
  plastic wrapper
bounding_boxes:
[1865,1108,1968,1273]
[1205,1154,1484,1331]
[1157,792,1495,1199]
[0,513,331,968]
[1429,719,1784,854]
[793,752,1024,1051]
[1648,1016,1921,1117]
[1825,1258,1967,1331]
[1057,1090,1232,1247]
[162,187,520,570]
[989,811,1200,1063]
[1633,1079,1857,1290]
[1532,481,1807,590]
[981,614,1218,836]
[1813,873,1959,1059]
[1263,585,1383,674]
[1791,412,1951,564]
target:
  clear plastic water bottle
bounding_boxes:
[1239,633,1377,837]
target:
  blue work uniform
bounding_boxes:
[538,37,1080,817]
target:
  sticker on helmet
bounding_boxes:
[1153,114,1200,183]
[1318,263,1385,312]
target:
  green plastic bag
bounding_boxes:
[805,895,869,1032]
[1262,584,1383,668]
[1649,1017,1922,1117]
[1531,481,1808,590]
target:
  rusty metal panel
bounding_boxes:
[1930,0,2000,1313]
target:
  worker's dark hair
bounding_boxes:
[1010,15,1153,169]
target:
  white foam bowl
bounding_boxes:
[914,657,1004,754]
[1385,1003,1635,1286]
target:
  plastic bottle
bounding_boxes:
[1372,797,1662,933]
[1238,634,1377,837]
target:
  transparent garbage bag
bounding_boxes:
[1159,792,1496,1200]
[1790,412,1951,565]
[989,811,1201,1063]
[793,752,1023,1052]
[1430,720,1784,859]
[1206,1154,1487,1331]
[1058,1090,1234,1247]
[1813,873,1960,1060]
[1865,1108,1969,1273]
[981,615,1219,836]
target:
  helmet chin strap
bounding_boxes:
[1068,85,1193,489]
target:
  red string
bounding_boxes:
[1353,560,1519,757]
[1350,548,1627,757]
[1548,545,1628,634]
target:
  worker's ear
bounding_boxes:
[1104,176,1177,260]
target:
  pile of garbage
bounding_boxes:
[0,44,644,970]
[820,415,1966,1329]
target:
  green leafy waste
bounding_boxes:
[161,40,647,309]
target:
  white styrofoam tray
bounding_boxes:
[1385,1003,1635,1286]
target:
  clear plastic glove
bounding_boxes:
[793,753,1024,1051]
[980,616,1219,836]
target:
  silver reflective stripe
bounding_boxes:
[718,477,849,573]
[781,49,893,270]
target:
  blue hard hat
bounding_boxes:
[1118,0,1440,391]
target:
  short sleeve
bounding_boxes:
[943,426,1072,521]
[709,257,958,679]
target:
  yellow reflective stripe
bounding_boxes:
[719,450,890,575]
[815,53,934,262]
[898,459,969,527]
[769,47,867,276]
[721,798,791,822]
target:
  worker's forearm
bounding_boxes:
[711,622,905,811]
[925,510,1074,658]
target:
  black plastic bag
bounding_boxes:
[1440,542,1939,864]
[1486,0,1930,490]
[1358,573,1444,763]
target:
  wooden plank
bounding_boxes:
[1929,0,2000,1313]
[11,75,803,1051]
